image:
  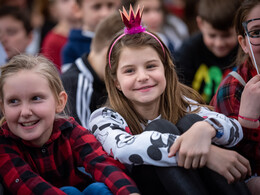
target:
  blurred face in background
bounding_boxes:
[0,16,32,60]
[197,17,237,58]
[80,0,120,32]
[55,0,81,24]
[1,0,27,8]
[135,0,164,32]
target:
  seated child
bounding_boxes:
[0,54,140,195]
[89,5,251,195]
[174,0,241,103]
[211,0,260,194]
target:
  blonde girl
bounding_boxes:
[0,54,140,195]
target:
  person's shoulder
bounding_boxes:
[89,107,127,130]
[176,33,202,53]
[0,122,13,138]
[216,71,243,98]
[61,62,79,79]
[90,107,122,121]
[68,29,83,38]
[54,117,91,137]
[44,30,66,40]
[68,29,92,42]
[184,32,202,45]
[166,14,188,32]
[54,117,79,131]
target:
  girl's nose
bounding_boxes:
[137,70,149,82]
[20,104,32,118]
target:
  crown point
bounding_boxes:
[119,4,144,33]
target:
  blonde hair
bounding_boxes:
[0,54,67,124]
[105,31,208,135]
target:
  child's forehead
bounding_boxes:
[118,46,161,65]
[0,15,22,24]
[201,19,235,33]
[82,0,119,4]
[0,16,25,31]
[246,4,260,21]
[9,69,44,79]
[3,70,48,90]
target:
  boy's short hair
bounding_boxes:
[91,11,124,52]
[0,6,32,35]
[198,0,242,30]
[76,0,87,6]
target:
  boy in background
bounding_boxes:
[0,6,33,62]
[61,12,124,128]
[174,0,241,103]
[61,0,120,66]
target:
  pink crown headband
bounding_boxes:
[108,5,165,68]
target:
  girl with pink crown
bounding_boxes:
[89,5,251,195]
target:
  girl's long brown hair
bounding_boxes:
[234,0,260,67]
[105,31,208,135]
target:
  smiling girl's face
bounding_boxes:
[1,70,61,146]
[115,46,166,115]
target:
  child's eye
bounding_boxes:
[124,68,134,74]
[147,64,156,69]
[32,96,41,101]
[209,34,216,38]
[249,29,260,37]
[93,3,101,10]
[8,99,18,104]
[107,2,115,9]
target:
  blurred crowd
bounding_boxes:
[1,0,260,194]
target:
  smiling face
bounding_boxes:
[1,70,61,146]
[115,46,166,114]
[197,17,237,58]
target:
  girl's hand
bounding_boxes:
[206,145,251,184]
[239,74,260,128]
[168,121,215,169]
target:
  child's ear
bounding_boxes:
[238,35,248,54]
[56,91,67,113]
[196,16,203,31]
[114,80,122,91]
[0,100,4,115]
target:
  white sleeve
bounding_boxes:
[188,101,243,147]
[88,107,179,166]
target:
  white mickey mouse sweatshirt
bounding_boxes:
[88,102,243,167]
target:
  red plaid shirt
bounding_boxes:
[0,117,139,195]
[211,61,260,175]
